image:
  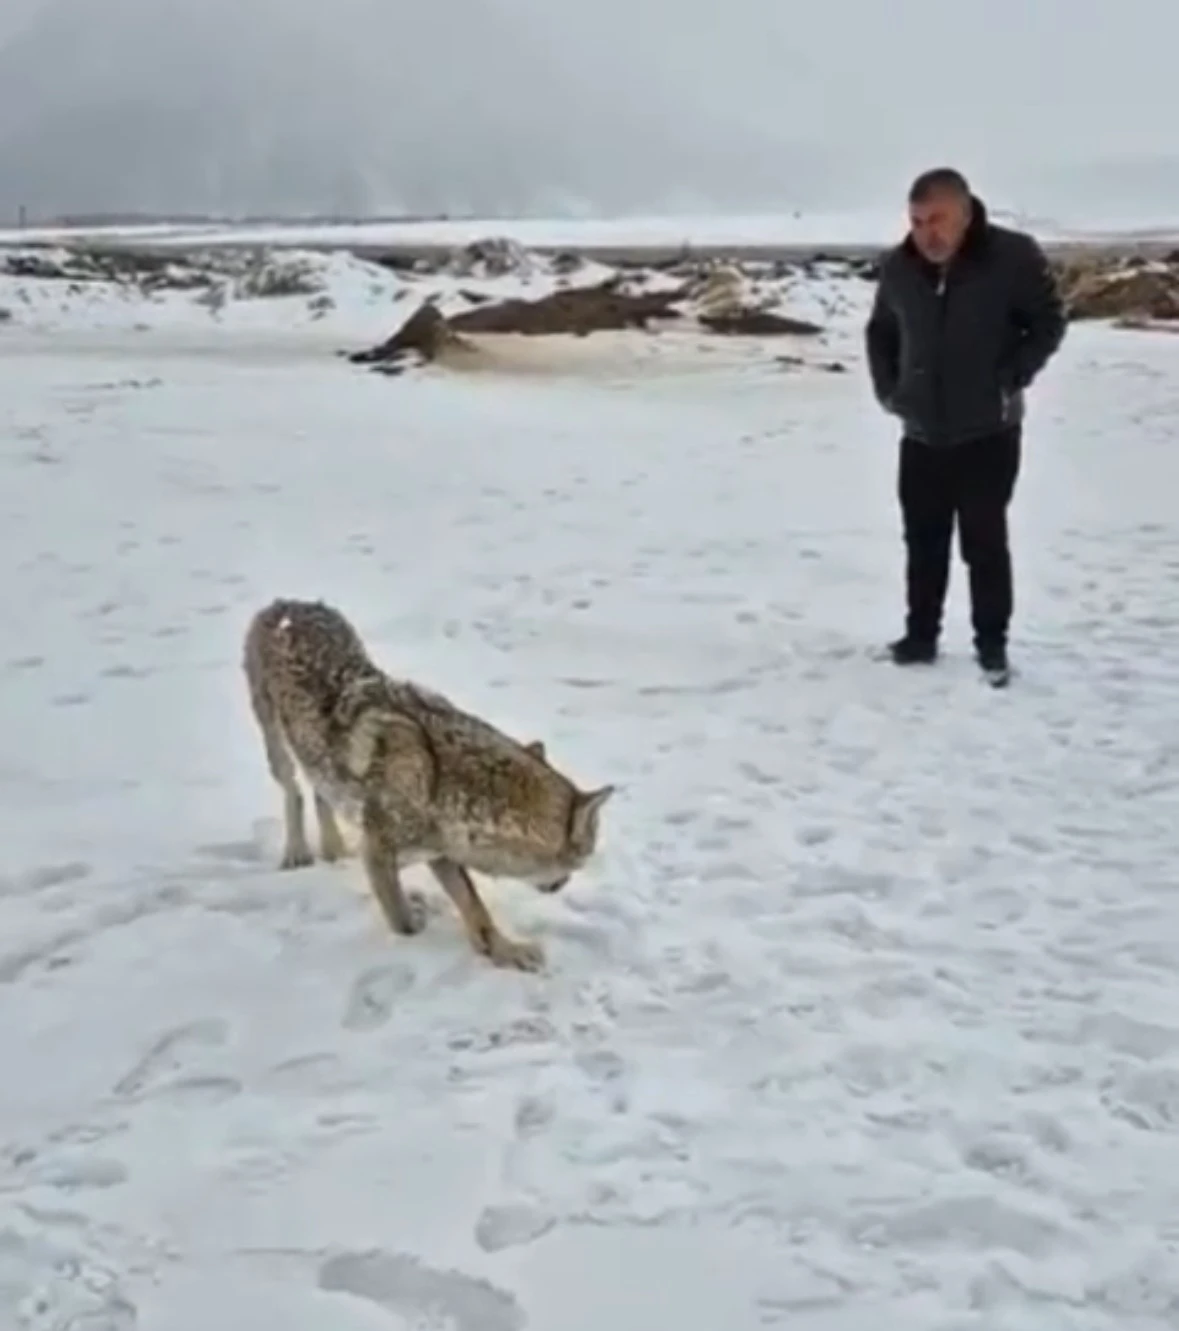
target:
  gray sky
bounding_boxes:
[1,0,1177,222]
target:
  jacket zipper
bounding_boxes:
[933,265,949,442]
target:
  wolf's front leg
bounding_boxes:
[359,802,427,936]
[429,858,544,972]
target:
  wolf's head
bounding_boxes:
[521,739,614,893]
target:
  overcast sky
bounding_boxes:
[1,0,1176,222]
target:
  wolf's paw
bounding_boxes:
[406,889,429,934]
[486,933,545,973]
[392,889,428,936]
[279,843,314,870]
[320,835,349,863]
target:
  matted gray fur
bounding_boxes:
[243,598,614,970]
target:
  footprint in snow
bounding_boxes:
[318,1249,524,1331]
[112,1018,230,1098]
[341,962,416,1032]
[474,1204,556,1253]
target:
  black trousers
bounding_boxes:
[897,427,1022,647]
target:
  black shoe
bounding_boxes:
[975,641,1009,674]
[887,635,938,665]
[976,640,1011,686]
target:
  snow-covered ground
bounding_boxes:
[2,254,1179,1331]
[4,208,1179,253]
[0,241,868,368]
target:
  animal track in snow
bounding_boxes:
[852,1194,1065,1258]
[99,662,154,679]
[51,691,91,708]
[0,1226,138,1331]
[263,1052,347,1095]
[0,861,92,899]
[112,1018,230,1098]
[1102,1065,1179,1131]
[575,1048,627,1085]
[341,961,415,1032]
[194,838,266,865]
[147,1075,243,1108]
[318,1249,526,1330]
[29,1153,129,1192]
[512,1093,556,1139]
[474,1203,556,1253]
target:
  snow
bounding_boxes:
[0,241,631,340]
[0,212,903,252]
[4,208,1179,253]
[2,252,1179,1330]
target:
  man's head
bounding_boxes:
[907,167,973,265]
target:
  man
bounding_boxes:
[865,167,1066,683]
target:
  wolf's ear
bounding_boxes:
[570,784,615,844]
[524,740,547,760]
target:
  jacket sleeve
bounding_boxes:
[1008,236,1066,389]
[864,275,900,409]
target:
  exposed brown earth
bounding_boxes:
[346,237,1179,373]
[1056,254,1179,321]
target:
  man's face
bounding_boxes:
[908,189,971,264]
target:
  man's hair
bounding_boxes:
[908,167,971,204]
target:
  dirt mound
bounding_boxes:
[1114,317,1179,333]
[443,236,538,279]
[684,261,823,334]
[349,278,689,369]
[699,309,823,336]
[1,244,213,290]
[226,249,328,299]
[1058,257,1179,322]
[350,301,474,372]
[691,263,748,318]
[0,242,381,304]
[453,278,684,334]
[350,263,827,372]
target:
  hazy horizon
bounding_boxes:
[1,0,1177,225]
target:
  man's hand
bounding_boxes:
[1009,237,1067,389]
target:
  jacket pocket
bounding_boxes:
[889,367,924,421]
[990,363,1017,421]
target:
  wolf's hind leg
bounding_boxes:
[315,795,348,862]
[246,672,313,870]
[429,858,544,972]
[360,801,427,936]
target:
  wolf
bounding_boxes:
[242,598,614,971]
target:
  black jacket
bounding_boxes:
[865,197,1066,445]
